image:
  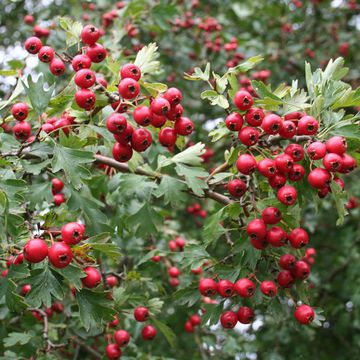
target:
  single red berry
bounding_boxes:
[50,58,66,76]
[266,226,287,247]
[217,279,234,297]
[246,219,267,241]
[134,306,149,322]
[334,177,345,189]
[114,329,130,347]
[13,121,31,141]
[61,222,85,245]
[234,90,253,111]
[285,144,304,162]
[106,276,119,288]
[174,117,194,136]
[118,78,140,99]
[199,278,217,296]
[41,123,54,133]
[260,281,277,297]
[52,301,64,313]
[289,228,309,248]
[14,253,24,265]
[81,25,101,45]
[279,254,296,270]
[11,103,28,121]
[151,113,167,127]
[250,237,268,250]
[236,154,257,175]
[24,238,48,263]
[227,179,247,198]
[112,142,133,162]
[339,153,356,173]
[38,46,54,63]
[245,108,264,126]
[175,237,186,249]
[53,193,65,206]
[75,89,96,110]
[323,153,343,172]
[74,68,96,88]
[293,260,310,280]
[120,63,141,81]
[307,141,326,160]
[82,267,101,288]
[111,101,128,113]
[141,325,156,340]
[261,114,283,134]
[261,207,282,224]
[24,14,35,24]
[106,113,127,134]
[238,126,260,146]
[114,122,133,144]
[284,111,303,120]
[86,43,107,63]
[71,54,92,71]
[106,343,121,360]
[184,321,194,333]
[258,158,277,178]
[326,136,347,155]
[220,311,238,329]
[159,127,177,147]
[151,97,171,115]
[237,306,254,324]
[225,113,244,131]
[131,128,152,152]
[168,240,178,251]
[277,185,297,205]
[167,104,184,121]
[234,278,256,298]
[169,277,180,287]
[294,304,315,325]
[48,242,72,268]
[297,116,318,135]
[307,168,331,189]
[288,164,305,182]
[21,284,31,296]
[279,120,296,139]
[151,255,161,262]
[109,315,119,328]
[164,87,182,107]
[275,154,294,173]
[277,270,295,288]
[190,314,201,326]
[97,77,108,88]
[133,106,152,126]
[24,36,42,54]
[168,266,181,278]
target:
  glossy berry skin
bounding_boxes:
[250,237,268,250]
[293,260,310,280]
[86,43,107,63]
[275,154,294,173]
[288,164,305,182]
[261,114,283,134]
[260,281,278,297]
[326,136,347,155]
[234,90,253,111]
[75,89,96,110]
[227,179,247,198]
[266,226,287,247]
[48,242,72,268]
[225,113,244,131]
[167,104,184,121]
[106,343,121,360]
[141,325,157,340]
[220,311,238,329]
[277,185,297,205]
[175,237,186,249]
[236,154,257,175]
[261,207,282,224]
[151,97,171,115]
[13,121,31,141]
[134,306,149,322]
[294,304,315,325]
[307,141,327,160]
[168,240,178,251]
[164,87,182,107]
[53,194,65,206]
[133,106,152,126]
[297,116,318,135]
[24,239,48,263]
[307,168,331,189]
[114,329,130,347]
[237,306,254,324]
[151,113,167,127]
[106,276,119,288]
[112,142,133,162]
[198,278,217,296]
[11,103,28,121]
[285,144,304,162]
[61,222,85,245]
[238,126,260,146]
[120,63,141,81]
[174,117,194,136]
[279,254,296,270]
[234,278,256,298]
[168,266,180,278]
[49,59,65,76]
[21,284,31,296]
[190,314,201,326]
[289,228,309,248]
[217,279,234,298]
[106,113,127,134]
[159,127,177,147]
[74,69,96,88]
[114,123,133,144]
[279,120,296,139]
[131,128,152,152]
[245,108,264,126]
[339,153,356,174]
[38,46,54,63]
[169,277,180,287]
[185,321,194,333]
[277,270,295,288]
[258,158,277,178]
[118,78,140,99]
[71,54,92,71]
[323,153,343,172]
[81,25,100,45]
[25,36,42,54]
[82,267,101,288]
[42,123,54,133]
[246,219,267,241]
[269,173,287,189]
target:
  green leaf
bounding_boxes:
[53,264,85,290]
[151,317,176,348]
[152,3,177,30]
[184,63,210,81]
[173,286,200,307]
[227,55,264,74]
[59,16,82,47]
[209,122,231,142]
[153,175,187,207]
[175,163,208,196]
[127,203,161,237]
[0,80,24,110]
[90,243,122,260]
[170,142,206,167]
[203,208,226,245]
[3,332,32,347]
[330,181,348,226]
[134,43,160,74]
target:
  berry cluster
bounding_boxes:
[11,102,32,142]
[184,314,201,333]
[51,178,66,206]
[186,203,207,219]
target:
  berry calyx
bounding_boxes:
[48,242,73,268]
[61,222,85,245]
[220,311,238,329]
[199,278,217,296]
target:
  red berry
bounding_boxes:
[106,343,121,360]
[81,25,101,45]
[112,142,133,162]
[134,306,149,322]
[114,123,133,144]
[184,321,194,332]
[21,284,31,296]
[159,127,177,147]
[24,238,48,263]
[279,254,296,270]
[225,113,244,131]
[260,281,277,297]
[118,78,140,99]
[277,270,295,288]
[199,278,217,296]
[189,314,201,326]
[285,144,304,162]
[75,89,96,110]
[289,228,309,248]
[288,164,305,182]
[307,168,331,189]
[120,63,141,81]
[174,117,194,136]
[25,36,42,54]
[114,329,130,347]
[246,219,267,241]
[307,142,326,160]
[14,253,24,265]
[175,237,186,249]
[236,154,257,175]
[167,104,184,121]
[13,121,31,141]
[151,255,161,262]
[261,207,282,224]
[106,113,127,134]
[74,69,96,88]
[293,260,310,280]
[109,315,119,328]
[49,58,65,76]
[237,306,254,324]
[48,242,72,268]
[227,179,247,198]
[168,266,180,278]
[151,97,171,115]
[258,158,277,178]
[61,222,85,245]
[279,120,296,138]
[82,267,101,288]
[131,128,152,152]
[11,103,28,121]
[250,237,268,250]
[41,123,54,133]
[326,136,347,155]
[53,193,65,206]
[133,106,152,126]
[266,226,287,247]
[168,240,178,251]
[52,301,64,313]
[217,279,234,297]
[141,325,156,340]
[234,90,253,111]
[323,153,343,172]
[261,114,283,135]
[38,46,54,63]
[234,278,256,298]
[106,276,119,288]
[339,153,356,173]
[334,177,345,189]
[245,108,264,126]
[238,126,260,146]
[164,87,182,107]
[169,277,180,287]
[97,77,108,88]
[86,43,107,63]
[277,185,297,205]
[220,311,238,329]
[275,154,294,173]
[294,304,315,325]
[151,113,167,127]
[71,54,92,71]
[297,116,318,135]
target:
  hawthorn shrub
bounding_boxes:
[0,1,359,360]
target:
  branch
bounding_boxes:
[71,337,102,359]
